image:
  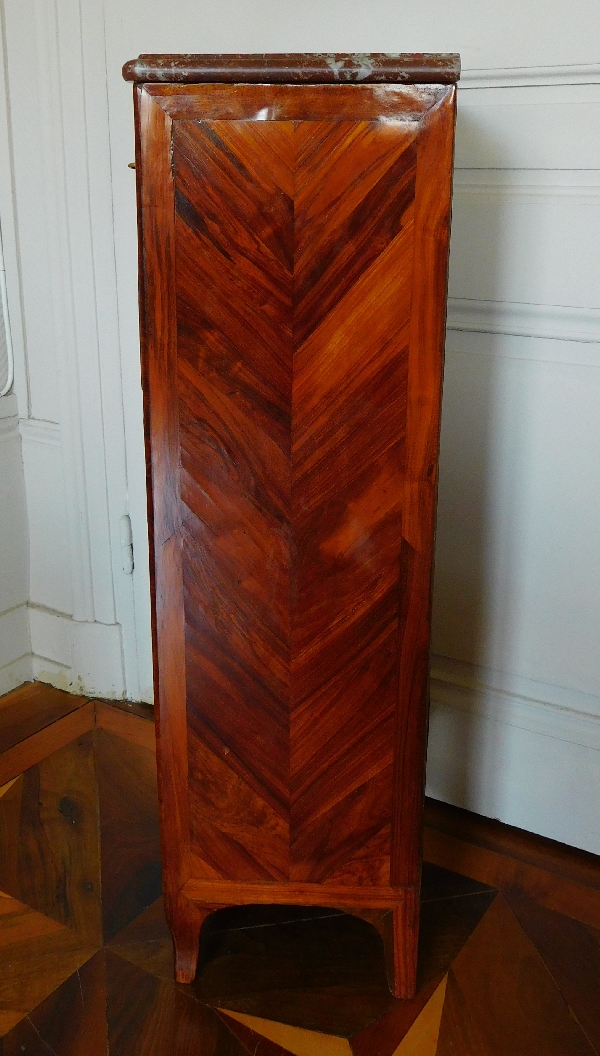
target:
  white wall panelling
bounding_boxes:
[424,66,600,851]
[0,228,13,396]
[19,419,72,616]
[101,0,600,71]
[427,650,600,855]
[427,672,600,855]
[1,0,152,699]
[0,0,599,845]
[431,349,598,690]
[0,9,30,695]
[0,396,30,693]
[455,83,600,169]
[450,175,600,311]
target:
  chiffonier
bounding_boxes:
[123,52,459,999]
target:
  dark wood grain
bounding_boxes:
[425,796,600,894]
[123,52,460,84]
[1,952,107,1056]
[135,83,195,987]
[421,861,495,901]
[132,68,457,1000]
[423,798,600,929]
[0,683,89,755]
[349,974,441,1056]
[95,700,156,751]
[504,885,600,1054]
[107,896,176,985]
[105,949,248,1055]
[0,733,103,946]
[434,970,490,1056]
[436,894,596,1056]
[0,893,97,1037]
[0,775,22,897]
[416,890,497,990]
[0,701,96,788]
[106,883,495,1041]
[95,728,162,942]
[217,1012,298,1056]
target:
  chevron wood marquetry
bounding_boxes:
[128,53,459,999]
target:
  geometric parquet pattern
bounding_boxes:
[1,685,600,1054]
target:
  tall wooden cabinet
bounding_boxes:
[124,52,459,999]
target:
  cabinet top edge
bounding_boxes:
[122,53,461,85]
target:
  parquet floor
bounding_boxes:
[1,683,599,1055]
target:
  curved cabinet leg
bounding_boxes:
[170,898,225,984]
[345,890,419,1000]
[377,892,419,1000]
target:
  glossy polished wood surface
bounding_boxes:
[132,64,457,999]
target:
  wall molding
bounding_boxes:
[453,171,600,206]
[0,412,19,445]
[447,298,600,343]
[445,328,600,366]
[430,654,600,751]
[19,417,61,446]
[460,64,600,89]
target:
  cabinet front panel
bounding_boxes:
[172,108,418,884]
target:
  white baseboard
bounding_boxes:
[430,654,600,749]
[426,655,600,855]
[0,653,32,696]
[0,604,30,669]
[28,605,125,698]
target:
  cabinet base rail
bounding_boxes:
[169,879,419,999]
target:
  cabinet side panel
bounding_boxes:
[173,120,293,881]
[135,88,191,911]
[289,121,417,885]
[392,88,457,892]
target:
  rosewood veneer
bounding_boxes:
[124,52,459,999]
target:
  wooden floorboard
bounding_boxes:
[0,700,96,787]
[423,819,600,931]
[0,682,89,754]
[95,700,156,751]
[504,885,600,1055]
[437,894,597,1056]
[424,797,600,893]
